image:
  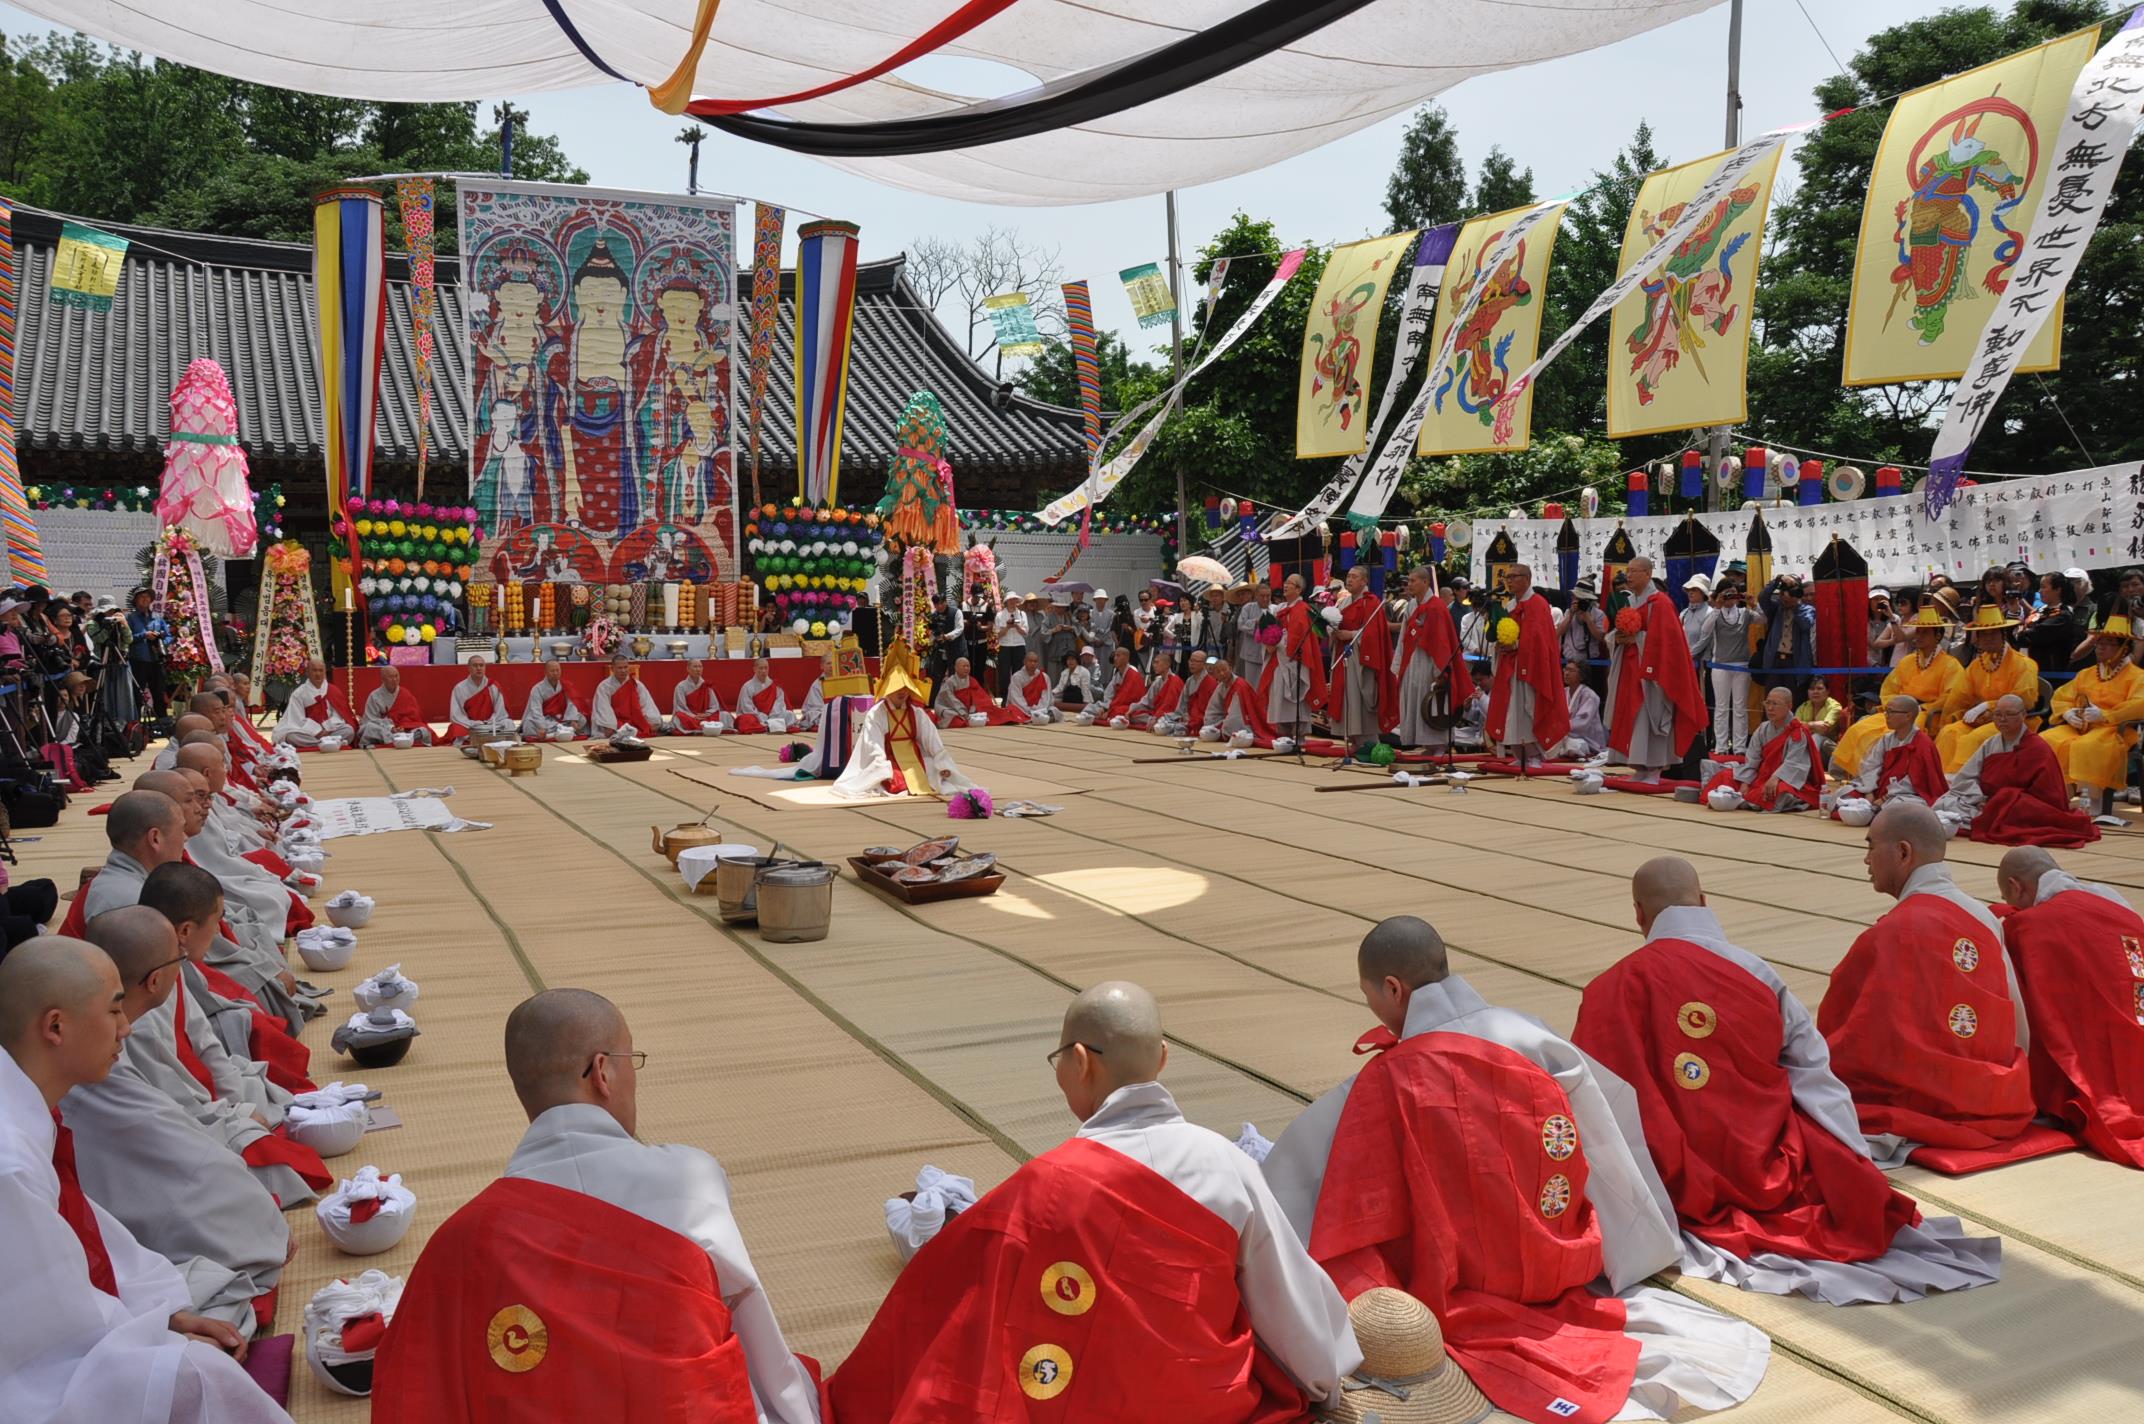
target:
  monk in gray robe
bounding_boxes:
[357,664,434,746]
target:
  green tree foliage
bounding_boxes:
[0,34,587,251]
[1753,0,2140,470]
[1470,148,1537,216]
[1014,328,1159,416]
[1384,103,1466,232]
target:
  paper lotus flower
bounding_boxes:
[1614,607,1644,635]
[156,358,259,557]
[1495,617,1520,648]
[948,788,993,820]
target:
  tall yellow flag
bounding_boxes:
[1606,145,1783,439]
[1843,26,2097,387]
[1295,230,1417,458]
[1416,203,1565,457]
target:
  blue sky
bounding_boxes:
[1,0,1934,357]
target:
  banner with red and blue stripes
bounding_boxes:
[794,219,860,505]
[312,188,387,516]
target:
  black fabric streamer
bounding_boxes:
[698,0,1384,157]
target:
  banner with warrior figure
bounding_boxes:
[1607,144,1783,438]
[1294,230,1415,459]
[460,181,739,585]
[1417,203,1564,457]
[1843,27,2097,387]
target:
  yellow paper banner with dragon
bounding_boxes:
[1416,202,1565,457]
[1606,144,1782,439]
[1295,229,1417,459]
[1843,26,2097,387]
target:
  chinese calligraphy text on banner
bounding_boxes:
[1843,26,2097,387]
[1417,202,1564,457]
[1606,144,1783,438]
[1468,463,2144,592]
[51,221,128,311]
[460,180,738,586]
[1294,230,1416,460]
[1120,262,1175,329]
[983,291,1046,357]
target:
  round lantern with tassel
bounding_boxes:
[1580,486,1600,519]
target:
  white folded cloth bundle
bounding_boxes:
[883,1164,978,1263]
[331,1007,419,1055]
[1233,1122,1275,1163]
[286,1082,374,1157]
[295,926,359,972]
[304,1269,404,1396]
[352,965,419,1014]
[317,1166,416,1255]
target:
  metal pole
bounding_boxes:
[678,127,703,195]
[1704,0,1743,513]
[1165,189,1188,551]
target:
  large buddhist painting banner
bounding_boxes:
[1843,26,2096,387]
[1294,230,1417,459]
[459,180,739,584]
[1416,202,1565,457]
[1606,144,1782,439]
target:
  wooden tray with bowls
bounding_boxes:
[849,837,1003,903]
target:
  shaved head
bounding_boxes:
[1357,915,1447,990]
[175,743,223,777]
[1872,800,1947,859]
[187,691,223,717]
[0,936,111,1047]
[179,729,222,748]
[1632,856,1703,926]
[505,988,631,1121]
[105,789,181,853]
[1996,846,2060,908]
[133,769,190,802]
[1885,695,1919,715]
[84,906,179,983]
[172,714,212,740]
[1060,980,1165,1085]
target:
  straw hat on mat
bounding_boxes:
[1320,1288,1491,1424]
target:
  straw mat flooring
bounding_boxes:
[31,722,2144,1422]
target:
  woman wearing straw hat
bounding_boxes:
[1936,604,2040,773]
[1829,606,1964,781]
[2042,615,2144,812]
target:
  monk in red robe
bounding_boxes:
[1323,566,1398,753]
[357,665,432,747]
[1201,660,1281,747]
[669,657,725,733]
[1258,574,1326,747]
[932,655,1025,727]
[1606,556,1706,782]
[831,982,1359,1420]
[1940,697,2099,848]
[1702,688,1822,811]
[1995,848,2144,1170]
[1394,567,1474,750]
[1079,647,1145,726]
[1575,858,1998,1303]
[1818,802,2058,1173]
[1485,563,1567,759]
[1848,696,1950,807]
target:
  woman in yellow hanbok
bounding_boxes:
[1830,607,1963,779]
[2042,616,2144,799]
[1936,605,2039,773]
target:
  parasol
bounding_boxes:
[1175,555,1233,586]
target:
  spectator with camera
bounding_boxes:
[1705,577,1757,754]
[1758,573,1816,700]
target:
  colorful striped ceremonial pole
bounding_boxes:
[314,187,387,634]
[0,201,41,584]
[1062,279,1102,458]
[794,219,860,505]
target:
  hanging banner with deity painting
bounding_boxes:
[1843,26,2098,387]
[1293,229,1416,460]
[1415,202,1565,457]
[459,180,738,585]
[1606,143,1783,438]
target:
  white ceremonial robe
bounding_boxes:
[271,680,352,748]
[831,700,976,799]
[1,1050,290,1424]
[1847,729,1935,802]
[591,675,665,737]
[357,687,433,747]
[1859,863,2032,1166]
[519,679,588,740]
[508,1104,821,1424]
[1728,716,1813,808]
[210,795,271,854]
[447,677,516,739]
[1262,976,1771,1420]
[1636,906,2001,1303]
[1077,1082,1359,1403]
[63,1053,291,1327]
[84,850,297,1028]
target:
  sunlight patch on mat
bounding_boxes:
[975,890,1054,921]
[1035,867,1208,914]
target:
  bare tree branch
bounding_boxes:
[910,225,1067,361]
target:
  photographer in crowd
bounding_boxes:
[126,587,171,721]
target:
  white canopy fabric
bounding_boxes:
[17,0,1722,204]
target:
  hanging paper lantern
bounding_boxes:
[1238,499,1258,542]
[1336,528,1358,573]
[1626,469,1649,519]
[1875,465,1903,497]
[1429,521,1447,563]
[1203,495,1222,530]
[1742,447,1768,501]
[1678,450,1703,500]
[1541,502,1564,521]
[1798,458,1824,507]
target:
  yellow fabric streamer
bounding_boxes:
[649,0,724,114]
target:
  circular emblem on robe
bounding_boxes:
[486,1305,548,1374]
[1539,1173,1573,1219]
[2123,936,2144,979]
[1541,1114,1579,1161]
[1951,938,1981,973]
[2133,983,2144,1028]
[1676,1002,1717,1039]
[1040,1262,1097,1317]
[1018,1344,1074,1400]
[1673,1052,1710,1090]
[1948,1004,1979,1039]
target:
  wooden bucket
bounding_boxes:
[756,862,834,943]
[716,855,792,924]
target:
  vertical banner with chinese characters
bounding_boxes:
[1119,262,1175,329]
[393,178,438,494]
[1844,27,2098,386]
[1294,230,1416,459]
[983,291,1046,357]
[746,202,785,508]
[1923,12,2144,518]
[51,221,128,311]
[1416,202,1565,457]
[1606,144,1784,438]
